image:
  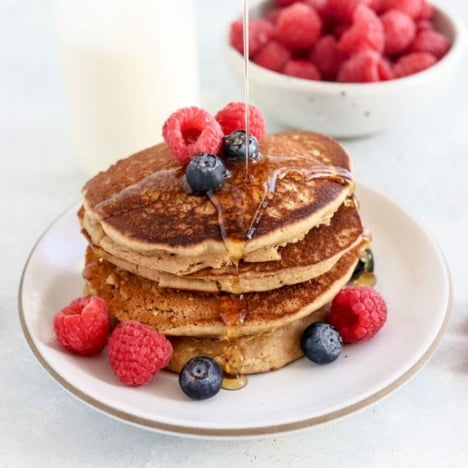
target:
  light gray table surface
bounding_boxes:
[2,0,468,466]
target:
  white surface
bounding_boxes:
[19,184,450,437]
[2,0,468,465]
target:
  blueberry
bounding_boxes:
[179,356,223,400]
[185,153,230,195]
[223,130,259,161]
[350,248,375,282]
[301,322,343,365]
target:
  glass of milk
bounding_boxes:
[55,0,200,175]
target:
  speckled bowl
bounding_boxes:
[225,1,466,138]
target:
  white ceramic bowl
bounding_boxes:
[225,1,466,138]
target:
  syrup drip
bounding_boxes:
[218,293,248,390]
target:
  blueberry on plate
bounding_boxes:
[301,322,343,365]
[350,248,375,282]
[185,153,230,195]
[223,130,259,161]
[179,356,223,400]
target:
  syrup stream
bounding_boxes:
[220,0,251,391]
[242,0,250,178]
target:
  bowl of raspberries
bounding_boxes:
[226,0,465,138]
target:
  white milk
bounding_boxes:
[55,0,200,175]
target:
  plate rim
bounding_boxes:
[17,182,453,438]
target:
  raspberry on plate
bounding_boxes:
[162,107,223,164]
[107,321,173,386]
[276,2,322,51]
[328,286,388,343]
[338,5,385,55]
[53,296,110,356]
[215,102,266,141]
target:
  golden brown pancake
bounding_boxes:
[166,306,331,375]
[81,131,355,275]
[83,245,360,338]
[81,201,364,293]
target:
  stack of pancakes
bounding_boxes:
[80,131,368,376]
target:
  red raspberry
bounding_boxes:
[393,51,437,77]
[275,0,299,5]
[381,9,416,55]
[252,40,291,72]
[417,0,433,20]
[377,57,395,80]
[379,0,423,19]
[324,0,373,23]
[328,286,387,343]
[409,29,450,59]
[283,59,321,80]
[229,19,275,57]
[162,107,223,164]
[53,296,110,356]
[338,5,384,54]
[415,19,433,32]
[107,321,173,386]
[310,35,349,80]
[266,8,283,24]
[276,3,322,51]
[215,102,266,141]
[304,0,327,13]
[337,50,388,82]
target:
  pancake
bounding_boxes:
[82,200,364,293]
[167,306,331,375]
[81,131,354,275]
[83,245,361,338]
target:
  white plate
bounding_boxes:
[18,182,451,438]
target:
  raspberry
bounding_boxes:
[252,40,292,72]
[409,29,450,59]
[377,57,395,80]
[266,8,283,24]
[393,51,437,77]
[283,59,321,80]
[162,107,223,164]
[53,296,110,356]
[379,0,423,19]
[276,3,322,51]
[310,35,349,80]
[337,50,388,82]
[324,0,373,24]
[215,102,266,141]
[328,286,387,343]
[304,0,327,13]
[381,9,416,55]
[107,321,173,386]
[229,19,275,57]
[275,0,299,5]
[417,0,433,20]
[338,5,384,54]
